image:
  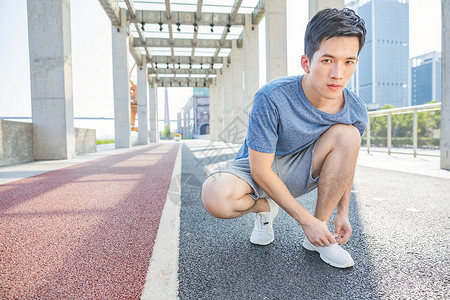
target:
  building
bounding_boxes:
[410,51,441,106]
[178,88,210,138]
[347,0,409,109]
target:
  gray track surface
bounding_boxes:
[178,142,450,300]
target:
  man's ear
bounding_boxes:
[301,55,310,74]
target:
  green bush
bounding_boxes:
[97,139,115,145]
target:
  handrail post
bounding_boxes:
[387,112,392,155]
[367,116,371,154]
[413,110,418,158]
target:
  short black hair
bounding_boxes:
[304,8,366,59]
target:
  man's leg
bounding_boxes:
[202,173,279,245]
[301,124,360,268]
[311,124,361,222]
[201,173,270,219]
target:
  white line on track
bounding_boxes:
[141,143,182,300]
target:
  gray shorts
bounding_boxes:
[205,140,319,200]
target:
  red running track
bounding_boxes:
[0,143,179,299]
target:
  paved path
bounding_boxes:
[1,139,449,299]
[178,140,450,300]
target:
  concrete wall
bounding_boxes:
[0,120,34,167]
[0,120,97,167]
[75,128,97,154]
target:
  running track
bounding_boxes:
[0,143,179,299]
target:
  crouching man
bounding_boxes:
[202,8,367,268]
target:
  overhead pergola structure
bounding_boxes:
[95,0,292,148]
[99,0,266,88]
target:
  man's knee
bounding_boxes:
[201,174,237,219]
[326,124,361,151]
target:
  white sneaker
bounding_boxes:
[250,198,279,245]
[302,237,354,268]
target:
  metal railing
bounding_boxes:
[363,103,441,157]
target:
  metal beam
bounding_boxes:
[206,0,243,80]
[252,0,265,25]
[154,77,214,87]
[149,68,218,75]
[129,36,143,66]
[130,21,157,70]
[124,0,136,19]
[237,32,244,48]
[124,0,158,75]
[146,55,227,65]
[98,0,121,26]
[147,74,153,85]
[134,38,232,49]
[131,10,246,27]
[190,0,203,68]
[164,0,177,76]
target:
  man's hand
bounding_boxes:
[302,217,336,247]
[333,214,352,245]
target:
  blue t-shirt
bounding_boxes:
[235,75,368,159]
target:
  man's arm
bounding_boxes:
[248,148,336,247]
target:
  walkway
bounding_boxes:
[1,140,449,299]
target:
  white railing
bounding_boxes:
[364,103,441,157]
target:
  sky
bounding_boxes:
[0,0,442,133]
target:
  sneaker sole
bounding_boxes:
[302,240,354,269]
[250,237,275,246]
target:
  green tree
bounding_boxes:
[417,100,440,138]
[392,111,413,138]
[162,125,171,139]
[370,104,394,137]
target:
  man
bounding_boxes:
[201,8,367,269]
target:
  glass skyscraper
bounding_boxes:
[410,51,441,106]
[347,0,409,109]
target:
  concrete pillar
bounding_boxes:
[112,8,131,148]
[209,82,216,141]
[231,40,246,144]
[243,14,260,126]
[137,57,149,145]
[215,72,224,141]
[212,76,221,142]
[182,109,187,138]
[308,0,345,19]
[221,62,233,142]
[149,82,160,143]
[441,0,450,170]
[177,112,181,133]
[265,0,288,81]
[27,0,75,160]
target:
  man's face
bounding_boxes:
[301,36,359,101]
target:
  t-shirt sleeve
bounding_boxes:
[246,92,279,153]
[354,107,369,136]
[348,91,369,137]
